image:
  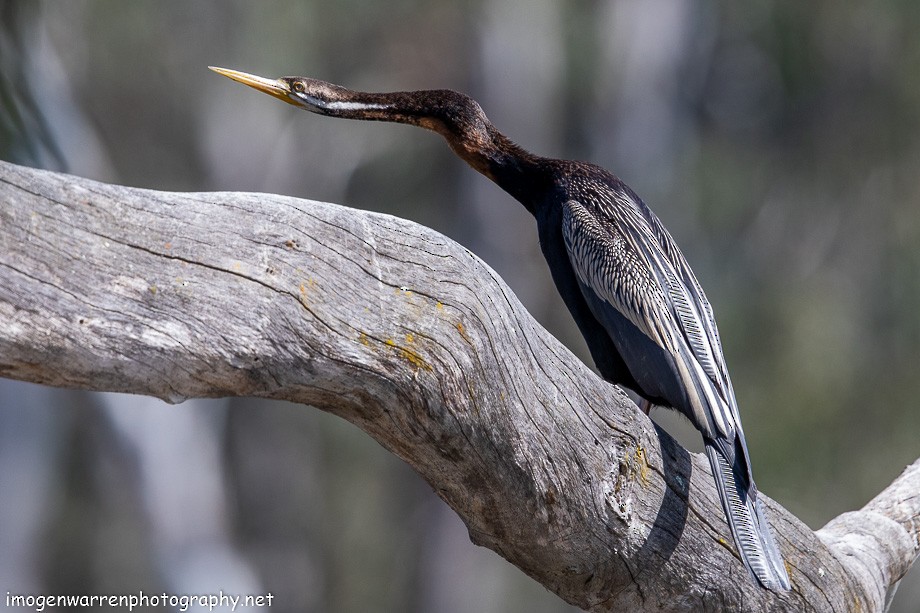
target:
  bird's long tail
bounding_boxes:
[704,440,791,591]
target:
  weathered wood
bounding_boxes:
[0,160,916,612]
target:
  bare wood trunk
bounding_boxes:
[0,160,916,612]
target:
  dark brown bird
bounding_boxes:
[210,66,791,591]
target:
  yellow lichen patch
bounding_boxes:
[634,446,649,485]
[148,285,158,295]
[385,338,431,371]
[455,321,471,343]
[614,444,652,494]
[436,301,444,310]
[358,332,370,346]
[405,333,414,343]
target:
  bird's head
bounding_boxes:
[209,66,388,118]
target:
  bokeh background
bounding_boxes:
[1,1,918,611]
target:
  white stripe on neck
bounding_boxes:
[303,94,388,112]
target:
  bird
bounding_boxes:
[210,65,792,591]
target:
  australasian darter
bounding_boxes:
[210,66,792,592]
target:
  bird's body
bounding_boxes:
[211,66,791,591]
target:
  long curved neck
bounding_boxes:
[293,80,553,210]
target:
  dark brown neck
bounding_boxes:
[288,79,553,211]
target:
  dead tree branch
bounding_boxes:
[0,160,916,612]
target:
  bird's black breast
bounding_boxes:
[574,270,690,409]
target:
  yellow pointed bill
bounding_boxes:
[209,66,298,106]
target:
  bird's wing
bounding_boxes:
[561,196,736,444]
[563,195,791,591]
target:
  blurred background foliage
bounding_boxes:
[1,0,918,611]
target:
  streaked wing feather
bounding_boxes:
[560,199,675,351]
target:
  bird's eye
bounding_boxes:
[293,81,306,94]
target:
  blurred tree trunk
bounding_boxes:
[1,160,917,613]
